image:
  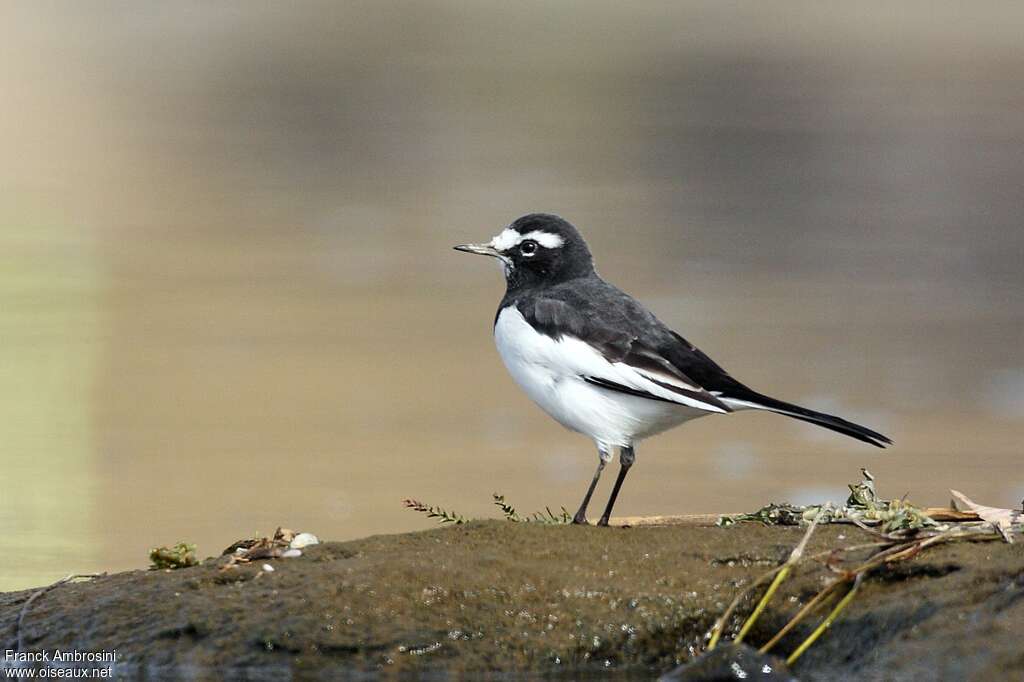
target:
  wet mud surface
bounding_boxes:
[2,521,1022,679]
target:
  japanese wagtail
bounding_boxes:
[455,214,891,526]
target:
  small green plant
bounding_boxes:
[402,494,571,525]
[492,493,521,521]
[493,494,571,524]
[402,499,467,524]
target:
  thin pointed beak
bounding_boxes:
[453,243,502,258]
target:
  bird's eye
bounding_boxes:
[520,240,538,256]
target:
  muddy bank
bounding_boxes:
[2,521,1022,679]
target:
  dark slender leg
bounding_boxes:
[573,446,611,525]
[597,446,635,527]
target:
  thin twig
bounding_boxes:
[759,579,843,654]
[850,529,957,575]
[706,564,784,651]
[806,540,895,561]
[762,535,929,654]
[732,565,790,646]
[767,529,965,661]
[847,515,900,539]
[789,504,832,561]
[14,574,102,651]
[708,504,829,650]
[732,504,830,646]
[786,573,864,666]
[608,513,731,527]
[705,506,869,651]
[704,524,958,655]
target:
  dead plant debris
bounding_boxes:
[219,527,319,571]
[716,468,1020,537]
[149,543,198,570]
[699,469,1022,670]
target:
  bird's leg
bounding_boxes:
[572,445,613,525]
[597,446,635,527]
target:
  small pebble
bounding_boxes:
[290,533,320,549]
[262,564,275,572]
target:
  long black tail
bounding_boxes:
[724,388,892,448]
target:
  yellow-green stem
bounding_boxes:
[707,565,783,651]
[734,565,790,645]
[786,576,862,666]
[759,580,843,654]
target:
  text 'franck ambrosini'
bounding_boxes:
[4,650,117,663]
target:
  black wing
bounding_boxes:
[515,278,891,447]
[519,293,732,414]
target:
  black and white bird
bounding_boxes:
[455,214,891,527]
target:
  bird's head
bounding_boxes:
[454,213,594,287]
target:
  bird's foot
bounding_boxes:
[572,513,589,525]
[596,516,610,527]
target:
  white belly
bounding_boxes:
[493,306,709,448]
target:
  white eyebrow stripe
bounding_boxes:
[522,230,565,249]
[489,228,520,251]
[489,228,565,251]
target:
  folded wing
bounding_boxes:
[527,298,732,414]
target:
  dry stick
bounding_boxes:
[706,527,970,653]
[706,529,970,653]
[762,537,925,657]
[706,564,786,651]
[759,579,843,654]
[704,508,882,652]
[609,513,728,527]
[786,573,864,666]
[730,567,791,647]
[727,522,995,663]
[767,528,967,661]
[731,504,831,646]
[14,574,102,652]
[847,515,904,540]
[730,504,831,648]
[760,537,918,654]
[706,540,896,652]
[806,540,895,561]
[849,528,957,575]
[611,509,979,527]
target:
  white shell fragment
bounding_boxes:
[282,548,303,558]
[262,563,275,572]
[290,533,320,549]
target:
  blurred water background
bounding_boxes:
[2,2,1022,590]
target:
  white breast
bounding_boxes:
[493,306,712,448]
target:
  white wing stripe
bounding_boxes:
[611,364,728,413]
[633,367,703,394]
